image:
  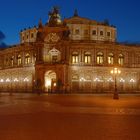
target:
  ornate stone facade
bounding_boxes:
[0,7,140,93]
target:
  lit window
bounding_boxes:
[17,55,22,66]
[118,54,124,66]
[72,52,79,64]
[75,29,80,35]
[100,31,104,36]
[107,32,111,37]
[92,30,96,35]
[84,52,91,64]
[108,53,114,64]
[25,53,30,64]
[97,52,103,64]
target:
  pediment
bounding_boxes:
[49,47,60,55]
[64,16,97,25]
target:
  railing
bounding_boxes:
[70,63,140,68]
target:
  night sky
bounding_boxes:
[0,0,140,46]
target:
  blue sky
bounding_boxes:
[0,0,140,45]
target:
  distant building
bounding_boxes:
[0,7,140,93]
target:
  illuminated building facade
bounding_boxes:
[0,7,140,93]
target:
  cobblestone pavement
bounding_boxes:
[0,93,140,140]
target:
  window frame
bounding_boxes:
[118,54,124,66]
[108,53,114,65]
[97,52,104,64]
[17,55,22,66]
[25,53,30,64]
[84,52,91,64]
[72,52,79,64]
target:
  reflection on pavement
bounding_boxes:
[0,94,140,116]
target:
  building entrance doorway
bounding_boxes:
[45,70,56,93]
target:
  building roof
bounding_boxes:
[64,16,98,25]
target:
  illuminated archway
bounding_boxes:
[44,70,56,93]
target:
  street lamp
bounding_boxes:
[110,68,121,99]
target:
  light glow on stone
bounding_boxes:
[120,78,125,82]
[130,79,135,83]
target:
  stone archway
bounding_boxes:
[44,70,56,93]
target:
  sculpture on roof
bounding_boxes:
[48,6,62,27]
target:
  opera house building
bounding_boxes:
[0,7,140,93]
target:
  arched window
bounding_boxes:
[118,54,124,65]
[25,53,30,64]
[97,52,103,64]
[17,55,22,66]
[108,53,114,64]
[72,52,79,64]
[84,52,91,64]
[11,56,14,66]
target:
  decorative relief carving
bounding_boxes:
[45,33,60,43]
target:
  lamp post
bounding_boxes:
[110,68,121,99]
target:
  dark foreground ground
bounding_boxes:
[0,93,140,140]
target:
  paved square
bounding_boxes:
[0,93,140,140]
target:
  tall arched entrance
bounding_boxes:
[44,70,56,93]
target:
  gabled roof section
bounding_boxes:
[64,16,98,25]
